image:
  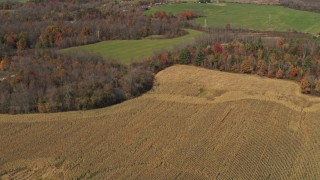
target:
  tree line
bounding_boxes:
[0,0,185,57]
[0,50,153,114]
[2,32,319,114]
[146,34,320,95]
[280,0,320,12]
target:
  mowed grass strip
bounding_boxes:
[61,29,204,64]
[146,3,320,34]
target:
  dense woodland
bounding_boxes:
[280,0,320,12]
[0,51,153,114]
[1,0,320,114]
[0,0,185,57]
[147,34,320,95]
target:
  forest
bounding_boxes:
[0,50,153,114]
[280,0,320,12]
[1,0,320,114]
[146,33,320,95]
[0,0,185,56]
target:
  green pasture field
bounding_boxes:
[146,2,320,34]
[61,29,204,64]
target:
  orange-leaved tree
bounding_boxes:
[0,60,3,71]
[276,68,283,79]
[257,59,266,76]
[240,56,253,74]
[301,76,311,94]
[39,25,62,48]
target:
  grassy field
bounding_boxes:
[146,2,320,34]
[61,29,204,64]
[1,65,320,179]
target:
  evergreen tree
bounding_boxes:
[179,49,190,64]
[196,48,204,66]
[305,57,312,72]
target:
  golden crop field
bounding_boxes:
[1,65,320,179]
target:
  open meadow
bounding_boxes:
[1,65,320,179]
[61,29,204,64]
[146,2,320,34]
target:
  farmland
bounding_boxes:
[61,29,204,64]
[1,65,320,179]
[2,0,320,178]
[146,2,320,34]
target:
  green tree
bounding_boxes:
[179,48,190,64]
[195,48,204,66]
[305,57,312,72]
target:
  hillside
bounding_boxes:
[1,65,320,179]
[146,3,320,34]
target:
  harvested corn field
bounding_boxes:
[1,65,320,179]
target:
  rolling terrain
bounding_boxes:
[146,2,320,34]
[1,65,320,179]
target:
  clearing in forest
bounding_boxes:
[61,29,204,64]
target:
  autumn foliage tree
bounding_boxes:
[288,66,297,79]
[276,68,283,79]
[314,79,320,95]
[277,37,284,48]
[0,60,4,71]
[154,11,168,19]
[39,26,62,48]
[301,76,311,94]
[4,34,16,48]
[178,10,197,20]
[214,43,223,54]
[0,51,154,114]
[257,59,266,76]
[240,56,253,73]
[161,51,168,65]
